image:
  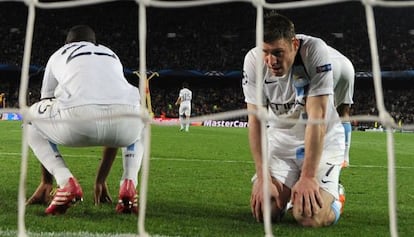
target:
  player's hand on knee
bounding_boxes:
[94,182,112,205]
[250,178,280,222]
[291,177,323,218]
[250,192,263,222]
[26,182,53,205]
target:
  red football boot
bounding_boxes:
[116,179,138,214]
[45,177,83,215]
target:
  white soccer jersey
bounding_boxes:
[297,35,354,107]
[329,45,355,106]
[179,88,192,104]
[178,88,192,116]
[41,41,140,108]
[242,34,345,160]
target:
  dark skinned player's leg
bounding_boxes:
[27,147,118,205]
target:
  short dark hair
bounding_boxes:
[263,12,296,43]
[65,25,96,44]
[182,82,189,88]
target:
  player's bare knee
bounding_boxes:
[292,206,336,227]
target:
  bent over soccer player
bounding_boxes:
[27,25,144,215]
[242,13,347,227]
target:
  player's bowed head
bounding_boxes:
[65,25,97,44]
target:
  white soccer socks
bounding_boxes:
[342,122,352,167]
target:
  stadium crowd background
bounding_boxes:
[0,1,413,127]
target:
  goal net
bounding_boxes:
[0,0,412,237]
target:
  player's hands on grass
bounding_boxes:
[26,182,53,205]
[94,147,117,205]
[250,178,281,222]
[291,176,323,218]
[94,181,112,205]
[27,165,54,205]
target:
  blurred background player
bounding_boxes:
[243,12,347,227]
[27,25,144,215]
[333,66,354,168]
[0,92,6,108]
[0,92,5,119]
[175,82,192,132]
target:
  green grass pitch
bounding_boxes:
[0,120,413,236]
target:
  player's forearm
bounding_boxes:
[96,147,117,183]
[248,114,266,179]
[301,96,327,178]
[302,123,325,178]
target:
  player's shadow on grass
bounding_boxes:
[145,199,297,231]
[26,200,120,217]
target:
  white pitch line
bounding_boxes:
[1,152,414,169]
[0,230,178,237]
